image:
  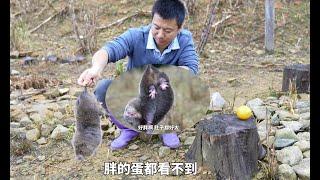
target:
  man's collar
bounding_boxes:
[146,29,180,51]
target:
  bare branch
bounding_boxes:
[29,6,68,34]
[69,0,86,54]
[96,10,151,32]
[196,0,220,55]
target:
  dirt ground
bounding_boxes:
[10,0,309,179]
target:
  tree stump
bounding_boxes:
[185,114,265,180]
[282,63,310,93]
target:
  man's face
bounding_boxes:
[151,13,181,51]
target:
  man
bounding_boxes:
[77,0,199,150]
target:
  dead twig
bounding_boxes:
[69,0,86,54]
[17,89,46,101]
[211,14,232,28]
[97,10,151,32]
[45,164,70,171]
[196,0,220,55]
[35,0,59,17]
[224,61,284,68]
[12,11,22,18]
[29,6,69,34]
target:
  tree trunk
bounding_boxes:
[185,114,265,180]
[282,64,310,93]
[265,0,275,54]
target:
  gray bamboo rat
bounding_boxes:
[72,87,103,160]
[123,65,174,133]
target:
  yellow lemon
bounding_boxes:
[236,105,252,120]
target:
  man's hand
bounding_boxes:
[77,67,101,87]
[77,49,109,87]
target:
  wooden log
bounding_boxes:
[186,114,265,180]
[282,64,310,93]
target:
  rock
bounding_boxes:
[62,117,75,127]
[46,55,58,62]
[276,146,303,166]
[303,150,310,158]
[53,112,64,120]
[265,96,278,102]
[271,113,280,126]
[36,137,47,145]
[280,121,303,132]
[26,128,41,141]
[292,158,310,180]
[256,49,264,55]
[277,110,299,121]
[10,50,19,58]
[275,128,299,141]
[29,113,42,123]
[159,146,171,158]
[294,107,310,114]
[257,120,275,136]
[57,95,77,101]
[11,69,20,75]
[10,100,19,105]
[46,103,60,112]
[184,136,195,146]
[299,120,310,130]
[43,89,61,99]
[75,55,86,62]
[10,122,20,128]
[50,125,69,140]
[295,101,310,109]
[26,103,47,114]
[209,92,226,111]
[251,106,270,120]
[246,98,264,107]
[23,155,35,161]
[128,144,139,150]
[38,155,46,161]
[278,164,297,180]
[274,138,297,150]
[10,107,27,122]
[293,140,309,152]
[10,127,27,139]
[296,132,310,141]
[41,124,54,137]
[58,88,69,96]
[56,102,68,114]
[20,117,33,128]
[22,56,36,65]
[299,112,310,120]
[19,116,30,123]
[139,155,150,161]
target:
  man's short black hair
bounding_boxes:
[152,0,186,28]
